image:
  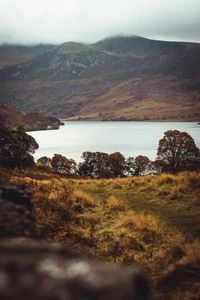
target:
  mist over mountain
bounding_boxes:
[0,36,200,121]
[1,0,200,45]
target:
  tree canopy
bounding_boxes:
[4,126,198,177]
[78,151,127,178]
[78,151,110,178]
[156,130,200,174]
[37,154,77,174]
[0,124,39,169]
[134,155,151,176]
[51,154,77,174]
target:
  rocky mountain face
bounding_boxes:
[0,36,200,121]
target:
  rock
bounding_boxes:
[0,176,40,239]
[0,239,150,300]
[0,167,9,185]
[0,198,39,239]
[0,183,32,211]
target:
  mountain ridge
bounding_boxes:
[0,35,200,121]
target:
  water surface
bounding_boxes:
[29,121,200,163]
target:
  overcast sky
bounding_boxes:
[0,0,200,45]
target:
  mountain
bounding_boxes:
[0,36,200,121]
[0,44,56,69]
[0,105,63,131]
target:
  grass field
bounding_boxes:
[9,170,200,299]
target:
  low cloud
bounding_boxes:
[0,0,200,45]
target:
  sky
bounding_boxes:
[0,0,200,45]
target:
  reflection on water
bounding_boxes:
[29,121,200,162]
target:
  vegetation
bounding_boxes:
[78,151,126,178]
[38,154,77,174]
[19,121,61,131]
[8,169,200,299]
[133,155,151,176]
[0,124,38,169]
[1,125,200,298]
[1,124,199,178]
[156,130,200,174]
[36,130,200,178]
[37,151,154,178]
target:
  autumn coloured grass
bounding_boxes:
[8,170,200,299]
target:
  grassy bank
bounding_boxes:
[9,170,200,299]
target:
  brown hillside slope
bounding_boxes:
[0,36,200,121]
[0,44,56,69]
[0,105,62,130]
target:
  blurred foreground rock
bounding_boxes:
[0,240,150,300]
[0,174,40,239]
[0,170,150,300]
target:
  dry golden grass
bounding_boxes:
[106,195,126,211]
[156,240,200,299]
[8,169,200,299]
[74,189,96,207]
[179,241,200,266]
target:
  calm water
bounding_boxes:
[29,121,200,163]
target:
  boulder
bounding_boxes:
[0,177,39,239]
[0,239,150,300]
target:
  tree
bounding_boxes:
[156,130,200,174]
[0,124,39,169]
[78,151,126,178]
[78,152,96,177]
[37,156,52,166]
[37,156,52,173]
[125,157,135,176]
[134,155,151,176]
[12,129,39,154]
[107,152,126,178]
[51,154,77,174]
[78,151,109,178]
[151,159,166,175]
[92,152,110,178]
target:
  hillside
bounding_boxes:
[0,44,56,69]
[0,36,200,121]
[0,105,63,131]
